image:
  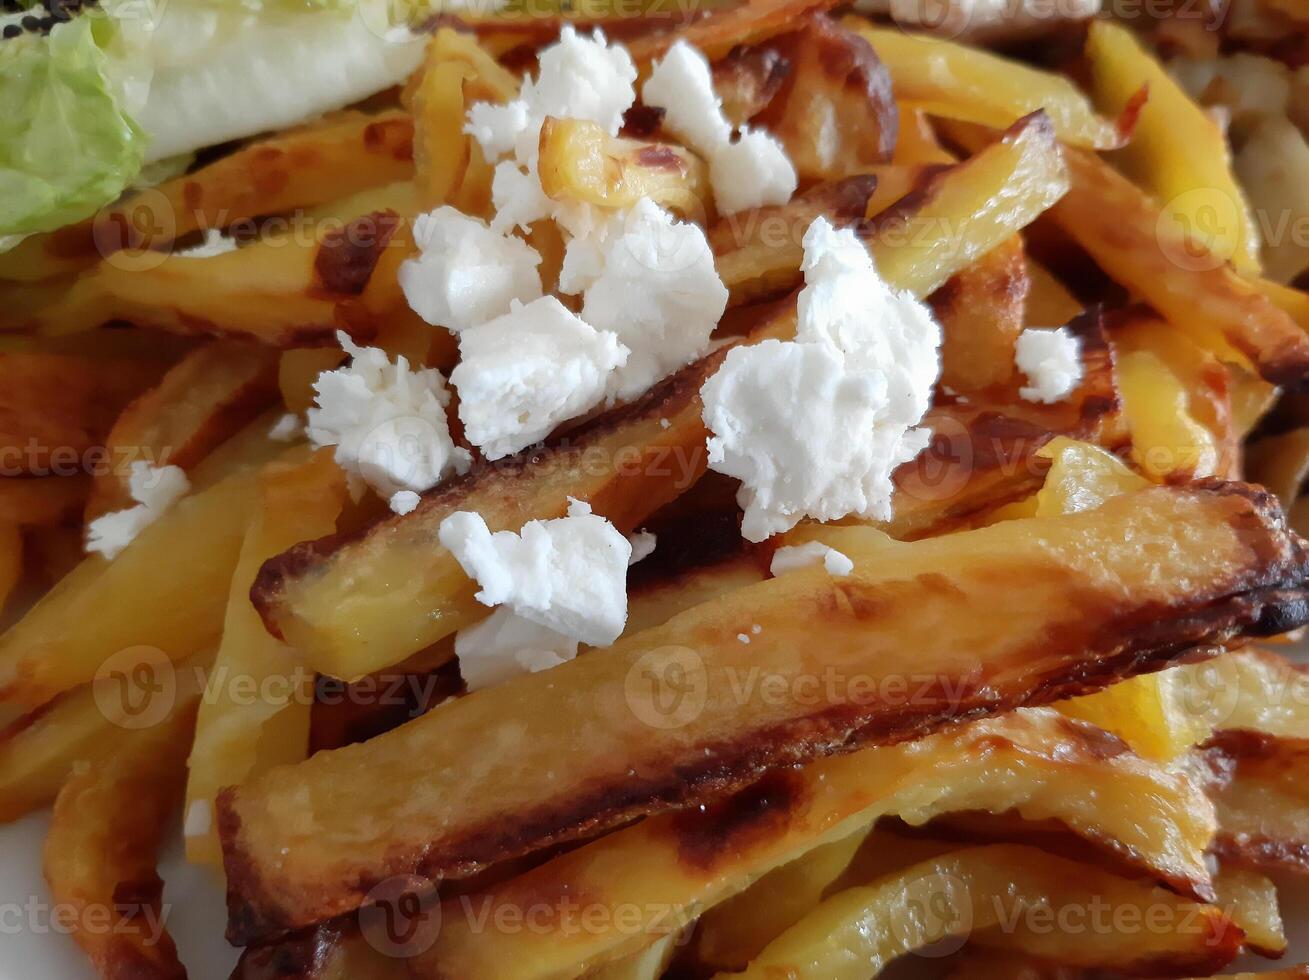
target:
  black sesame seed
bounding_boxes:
[19,13,38,28]
[2,22,19,36]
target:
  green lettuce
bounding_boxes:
[0,17,146,237]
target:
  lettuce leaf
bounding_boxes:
[0,18,146,237]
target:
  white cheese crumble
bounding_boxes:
[574,198,728,402]
[398,206,543,333]
[86,461,191,560]
[454,606,579,692]
[183,799,212,839]
[451,297,629,461]
[709,129,799,216]
[307,332,471,502]
[628,530,657,565]
[770,541,855,577]
[641,40,797,215]
[701,217,941,542]
[390,490,421,516]
[267,413,304,443]
[174,229,238,259]
[439,497,632,647]
[1015,326,1083,404]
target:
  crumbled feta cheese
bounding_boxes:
[439,497,631,646]
[701,217,940,542]
[642,40,732,154]
[491,159,556,234]
[770,541,855,577]
[452,297,628,461]
[577,199,728,402]
[737,633,751,644]
[390,490,421,516]
[710,129,798,216]
[628,530,657,565]
[1015,326,1083,403]
[86,461,191,560]
[307,332,471,501]
[454,606,579,692]
[399,206,542,332]
[175,229,238,259]
[640,41,797,217]
[267,413,304,443]
[464,99,532,162]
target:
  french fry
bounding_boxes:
[1247,428,1309,510]
[625,0,838,64]
[259,707,1213,978]
[0,110,415,284]
[862,112,1068,298]
[1086,21,1262,275]
[279,348,346,415]
[727,844,1239,979]
[0,450,298,710]
[0,651,210,823]
[752,17,897,182]
[0,475,89,527]
[1025,259,1082,326]
[7,185,419,346]
[930,235,1028,393]
[711,43,789,126]
[1047,146,1309,387]
[412,58,478,210]
[845,22,1123,149]
[1236,116,1309,285]
[0,521,19,614]
[185,451,347,867]
[86,343,280,520]
[1214,866,1286,957]
[586,932,683,980]
[44,695,198,980]
[222,483,1304,942]
[1196,729,1309,877]
[0,350,170,475]
[538,118,710,218]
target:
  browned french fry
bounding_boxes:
[237,707,1218,976]
[44,693,198,980]
[729,845,1240,979]
[0,110,415,284]
[711,44,789,126]
[752,17,896,182]
[0,521,19,615]
[0,476,89,527]
[538,118,710,218]
[6,187,419,347]
[1047,146,1309,387]
[0,350,170,475]
[0,448,301,710]
[86,343,280,520]
[412,58,477,210]
[625,0,838,63]
[1213,866,1287,958]
[930,235,1027,393]
[223,483,1305,942]
[1195,729,1309,877]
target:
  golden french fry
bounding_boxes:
[1248,428,1309,511]
[0,110,415,284]
[728,845,1239,979]
[539,117,710,217]
[0,449,300,710]
[1086,21,1261,275]
[0,476,89,527]
[626,0,837,63]
[1214,866,1286,957]
[846,21,1123,149]
[44,694,198,980]
[1047,146,1309,387]
[222,483,1302,942]
[0,350,170,475]
[930,235,1028,393]
[185,451,347,867]
[1025,259,1082,326]
[412,59,476,210]
[86,343,280,520]
[711,43,789,126]
[752,18,896,181]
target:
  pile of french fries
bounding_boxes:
[5,0,1309,977]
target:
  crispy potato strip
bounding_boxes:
[725,845,1240,979]
[0,110,415,284]
[86,343,280,520]
[624,0,838,63]
[0,448,298,709]
[43,689,200,980]
[538,118,710,218]
[222,483,1304,942]
[846,22,1123,149]
[1047,146,1309,387]
[930,235,1028,394]
[1086,21,1261,275]
[185,452,347,867]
